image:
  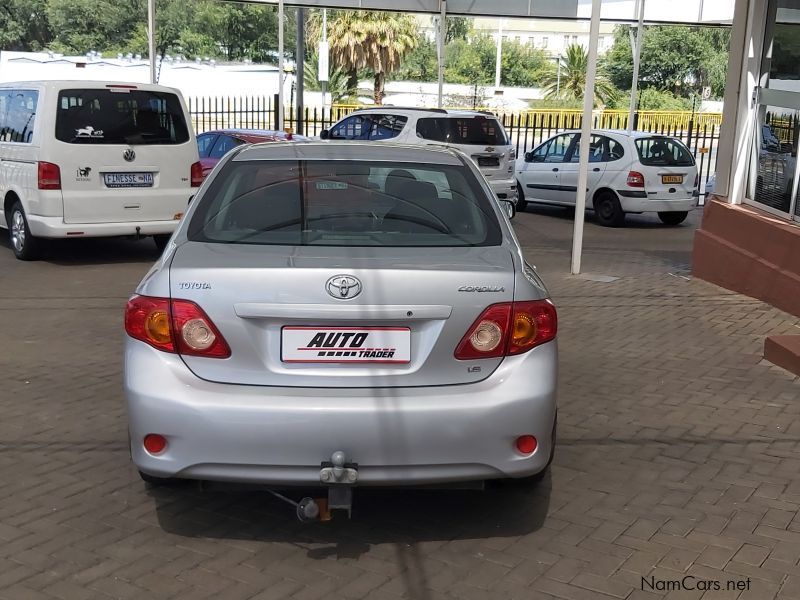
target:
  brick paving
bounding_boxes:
[0,207,799,600]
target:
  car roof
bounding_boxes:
[560,128,678,139]
[234,141,465,165]
[349,107,497,118]
[201,129,312,141]
[0,80,180,94]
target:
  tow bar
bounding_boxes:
[267,450,357,522]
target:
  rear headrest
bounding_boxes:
[386,177,438,203]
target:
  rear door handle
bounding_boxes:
[552,168,559,172]
[593,168,601,172]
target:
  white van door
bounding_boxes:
[53,86,198,224]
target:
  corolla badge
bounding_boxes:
[326,275,362,300]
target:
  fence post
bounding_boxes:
[686,118,695,150]
[273,94,280,130]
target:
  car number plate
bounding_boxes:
[661,175,684,184]
[282,327,411,364]
[477,156,500,167]
[103,172,154,188]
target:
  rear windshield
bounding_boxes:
[188,160,502,247]
[635,137,695,167]
[55,89,189,145]
[416,117,509,146]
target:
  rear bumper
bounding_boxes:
[124,339,558,486]
[489,178,518,201]
[617,193,698,213]
[26,215,179,238]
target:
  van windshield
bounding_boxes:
[55,89,189,145]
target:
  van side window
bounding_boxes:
[0,89,38,143]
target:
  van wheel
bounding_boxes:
[593,191,625,227]
[658,211,689,226]
[7,201,41,261]
[515,181,528,212]
[153,235,171,252]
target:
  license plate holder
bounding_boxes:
[477,156,500,167]
[103,172,154,188]
[281,326,411,363]
[661,175,683,184]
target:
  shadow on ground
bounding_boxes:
[147,474,552,559]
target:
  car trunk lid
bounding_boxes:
[168,242,515,388]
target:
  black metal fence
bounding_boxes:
[188,96,722,198]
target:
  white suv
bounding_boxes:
[321,108,518,203]
[516,130,699,226]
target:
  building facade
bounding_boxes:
[693,0,800,374]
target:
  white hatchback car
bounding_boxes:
[321,108,518,202]
[516,130,699,226]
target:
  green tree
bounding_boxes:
[46,0,142,53]
[393,35,438,81]
[444,35,550,87]
[542,44,617,107]
[604,25,730,98]
[0,0,52,51]
[303,52,354,103]
[445,16,471,43]
[309,10,418,104]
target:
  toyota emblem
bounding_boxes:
[123,148,136,162]
[326,275,362,300]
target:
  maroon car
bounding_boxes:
[196,129,310,178]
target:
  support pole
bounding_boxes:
[627,0,646,133]
[495,19,503,89]
[296,7,305,135]
[437,0,446,108]
[147,0,156,84]
[278,0,285,130]
[321,8,328,108]
[570,0,602,276]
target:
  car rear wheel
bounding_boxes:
[515,181,528,212]
[153,235,171,252]
[7,201,41,261]
[593,191,625,227]
[658,211,689,226]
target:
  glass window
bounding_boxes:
[55,89,189,145]
[606,138,625,161]
[197,133,217,158]
[0,89,38,143]
[535,134,573,163]
[569,134,606,163]
[188,160,502,248]
[209,135,243,159]
[542,37,549,48]
[368,115,407,140]
[416,117,509,145]
[635,137,695,167]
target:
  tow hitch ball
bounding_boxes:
[268,451,358,523]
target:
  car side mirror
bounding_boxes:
[320,129,329,140]
[524,151,533,162]
[500,199,516,220]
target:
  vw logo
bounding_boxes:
[326,275,362,300]
[123,148,136,162]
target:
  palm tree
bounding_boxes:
[542,44,618,108]
[303,53,355,103]
[308,10,418,104]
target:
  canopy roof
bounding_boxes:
[231,0,734,25]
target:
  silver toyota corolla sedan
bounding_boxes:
[124,142,558,491]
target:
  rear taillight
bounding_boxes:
[190,161,204,187]
[125,295,230,358]
[454,300,557,360]
[37,161,61,190]
[626,171,645,188]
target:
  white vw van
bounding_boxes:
[0,81,201,260]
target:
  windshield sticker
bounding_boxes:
[75,126,104,138]
[316,181,348,190]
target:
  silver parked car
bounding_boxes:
[124,142,557,497]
